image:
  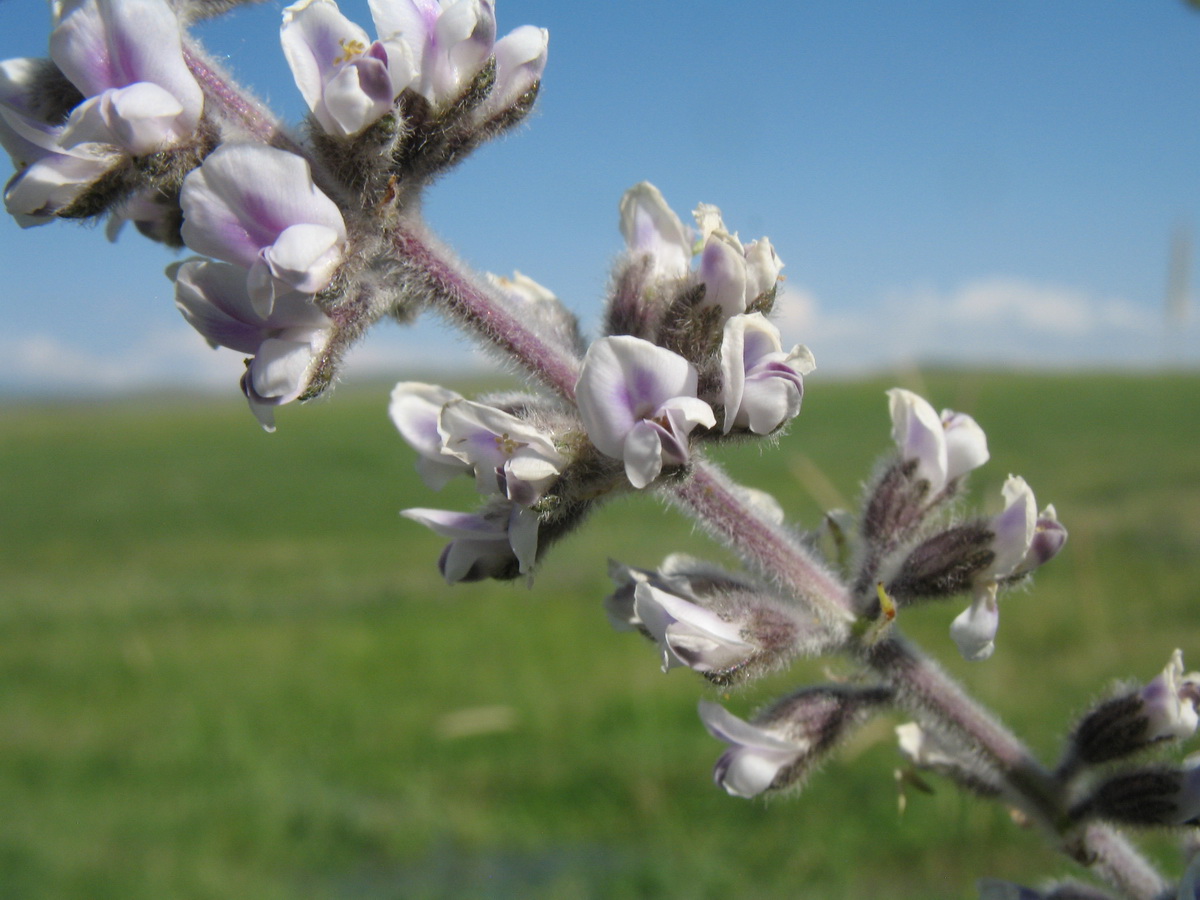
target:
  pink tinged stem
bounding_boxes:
[671,462,855,628]
[391,219,1164,898]
[182,43,303,152]
[393,222,581,400]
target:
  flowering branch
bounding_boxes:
[1,2,1190,897]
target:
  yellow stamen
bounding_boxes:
[333,37,367,65]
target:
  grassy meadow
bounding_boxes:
[0,370,1197,899]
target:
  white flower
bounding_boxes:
[950,584,1000,661]
[437,398,565,505]
[719,312,814,434]
[575,335,715,489]
[693,204,785,318]
[699,700,807,798]
[481,24,548,116]
[633,581,755,675]
[618,182,692,280]
[180,144,348,316]
[895,722,961,770]
[368,0,497,107]
[388,382,472,490]
[402,503,537,583]
[950,476,1064,661]
[697,230,748,318]
[0,58,118,226]
[172,258,332,431]
[50,0,203,155]
[887,388,989,495]
[1141,650,1200,743]
[281,0,415,138]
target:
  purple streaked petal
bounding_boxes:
[50,0,201,142]
[699,233,747,319]
[402,507,504,540]
[618,182,692,279]
[180,144,346,275]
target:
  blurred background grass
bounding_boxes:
[0,370,1196,899]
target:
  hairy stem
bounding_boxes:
[395,218,1165,898]
[183,43,303,152]
[392,222,582,400]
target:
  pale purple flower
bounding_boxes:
[437,398,565,505]
[481,25,548,116]
[281,0,415,138]
[1141,650,1200,743]
[950,476,1063,661]
[1010,504,1069,579]
[888,388,989,494]
[693,204,785,317]
[389,382,472,490]
[895,722,961,770]
[699,700,808,798]
[719,312,815,434]
[698,231,748,318]
[633,581,755,675]
[575,335,715,489]
[743,237,784,303]
[49,0,203,155]
[0,58,118,226]
[618,182,693,281]
[172,258,332,431]
[368,0,497,106]
[402,503,537,583]
[179,144,348,316]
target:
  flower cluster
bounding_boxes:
[9,2,1195,896]
[1,0,550,427]
[846,389,1067,659]
[390,380,569,581]
[1,0,203,224]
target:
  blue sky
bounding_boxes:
[2,0,1199,395]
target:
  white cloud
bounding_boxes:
[775,277,1194,373]
[1,277,1193,396]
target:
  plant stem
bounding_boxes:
[392,222,583,400]
[395,218,1166,899]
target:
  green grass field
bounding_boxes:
[0,370,1196,899]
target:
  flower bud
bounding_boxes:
[402,501,538,583]
[605,555,828,684]
[1066,650,1200,768]
[700,685,891,798]
[1077,759,1200,826]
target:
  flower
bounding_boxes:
[280,0,415,137]
[887,388,989,495]
[895,722,961,770]
[0,58,118,225]
[719,312,814,434]
[436,398,565,505]
[49,0,204,155]
[1141,650,1200,743]
[172,258,332,430]
[388,382,472,490]
[699,700,809,798]
[618,181,692,281]
[179,144,348,316]
[700,687,890,798]
[949,475,1065,660]
[633,581,755,675]
[368,0,497,107]
[482,24,548,116]
[401,503,537,583]
[575,335,715,489]
[694,205,785,318]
